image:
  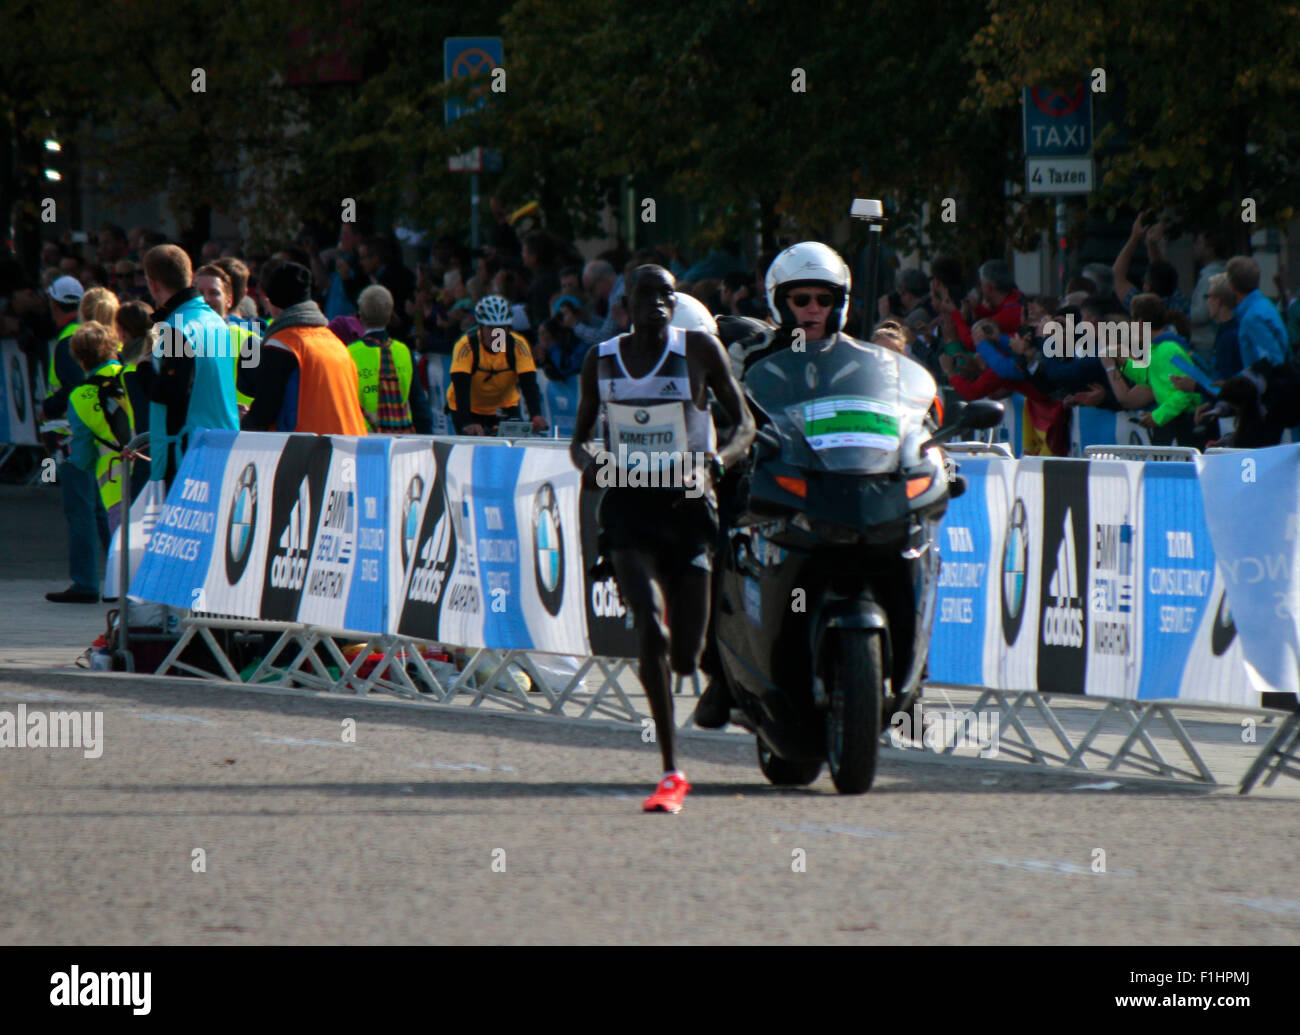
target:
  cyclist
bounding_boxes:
[445,294,548,435]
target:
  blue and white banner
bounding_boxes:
[423,354,453,436]
[930,448,1300,706]
[1196,445,1300,697]
[135,432,595,654]
[0,339,39,446]
[537,369,580,437]
[128,430,1300,703]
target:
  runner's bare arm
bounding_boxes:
[692,330,755,471]
[568,346,601,473]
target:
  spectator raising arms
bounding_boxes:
[947,259,1023,349]
[1100,294,1200,445]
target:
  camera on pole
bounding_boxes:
[851,198,886,331]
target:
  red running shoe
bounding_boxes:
[643,772,691,813]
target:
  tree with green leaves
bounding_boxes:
[967,1,1300,252]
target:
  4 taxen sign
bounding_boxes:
[1027,157,1094,195]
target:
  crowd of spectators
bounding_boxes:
[870,213,1300,452]
[4,204,1300,459]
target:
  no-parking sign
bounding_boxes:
[444,37,503,125]
[1023,84,1092,157]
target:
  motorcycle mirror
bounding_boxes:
[921,400,1005,452]
[957,399,1004,431]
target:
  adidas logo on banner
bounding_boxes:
[408,530,449,604]
[1042,508,1084,647]
[270,484,311,590]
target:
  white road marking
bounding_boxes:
[987,857,1136,877]
[1223,896,1300,916]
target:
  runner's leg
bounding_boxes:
[610,547,676,774]
[666,565,711,677]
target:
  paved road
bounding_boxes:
[1,667,1298,945]
[1,481,1298,944]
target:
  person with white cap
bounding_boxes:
[40,275,111,603]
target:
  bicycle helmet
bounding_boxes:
[474,294,512,326]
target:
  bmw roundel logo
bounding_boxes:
[634,409,650,425]
[224,462,258,584]
[532,482,565,616]
[401,475,425,570]
[1001,497,1028,645]
[10,357,25,423]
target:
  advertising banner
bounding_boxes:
[128,432,1300,703]
[0,340,39,445]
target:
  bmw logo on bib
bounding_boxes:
[225,463,258,584]
[532,482,564,616]
[634,409,650,425]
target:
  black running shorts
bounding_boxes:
[597,487,719,573]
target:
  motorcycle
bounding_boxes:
[711,339,1002,793]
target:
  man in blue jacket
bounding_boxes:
[1226,255,1287,370]
[134,245,239,488]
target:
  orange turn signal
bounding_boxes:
[775,475,807,498]
[906,476,933,499]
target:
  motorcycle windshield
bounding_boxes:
[745,338,936,474]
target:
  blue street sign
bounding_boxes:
[1022,84,1093,158]
[444,37,503,126]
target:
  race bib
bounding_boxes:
[606,401,689,472]
[799,396,899,452]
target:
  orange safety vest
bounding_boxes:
[265,324,368,436]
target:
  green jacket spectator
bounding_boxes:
[1123,332,1201,425]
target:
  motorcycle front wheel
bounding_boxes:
[824,628,883,794]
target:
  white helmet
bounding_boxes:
[669,292,717,336]
[764,241,851,335]
[474,294,512,326]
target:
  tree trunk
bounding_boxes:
[3,127,45,275]
[179,201,212,263]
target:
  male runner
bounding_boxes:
[569,265,755,813]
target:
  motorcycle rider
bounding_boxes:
[569,265,755,812]
[694,241,869,728]
[737,241,857,376]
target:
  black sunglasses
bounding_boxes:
[789,292,835,308]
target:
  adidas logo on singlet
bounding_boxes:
[659,381,679,396]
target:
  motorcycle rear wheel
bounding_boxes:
[757,739,822,786]
[825,628,883,794]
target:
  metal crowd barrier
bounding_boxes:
[1083,444,1199,462]
[138,609,1300,791]
[114,429,1298,791]
[152,614,704,730]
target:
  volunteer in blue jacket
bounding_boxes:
[133,245,239,487]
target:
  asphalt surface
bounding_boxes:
[1,480,1298,945]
